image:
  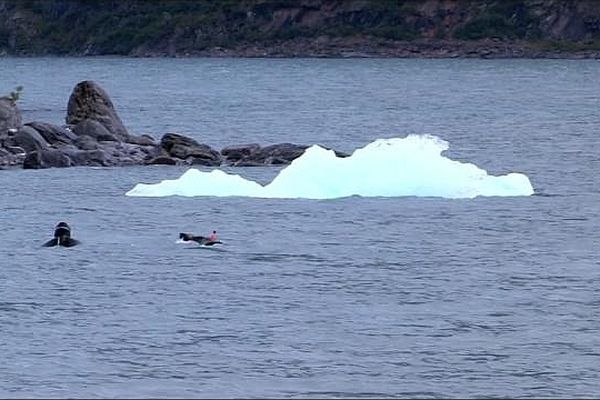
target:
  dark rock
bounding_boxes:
[0,81,355,170]
[252,143,309,165]
[324,147,350,158]
[148,156,178,165]
[93,142,159,167]
[121,142,151,159]
[232,159,269,167]
[221,143,261,161]
[12,126,50,153]
[0,148,10,167]
[63,149,108,167]
[66,80,129,140]
[25,121,77,145]
[187,156,221,166]
[126,134,156,146]
[141,143,168,160]
[221,142,315,166]
[168,143,193,159]
[0,147,25,168]
[74,135,100,150]
[160,133,222,164]
[172,143,221,160]
[160,133,200,152]
[23,150,72,169]
[0,97,22,135]
[72,119,119,142]
[5,145,26,155]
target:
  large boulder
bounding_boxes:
[63,149,108,167]
[182,144,222,166]
[66,80,129,141]
[25,121,77,146]
[23,150,72,169]
[251,143,309,165]
[72,119,119,142]
[221,143,261,161]
[0,97,22,135]
[73,135,100,150]
[126,134,157,146]
[91,141,159,167]
[160,132,201,152]
[160,133,222,165]
[11,126,50,153]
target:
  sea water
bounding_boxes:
[0,57,599,398]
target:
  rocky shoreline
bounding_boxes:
[3,38,599,59]
[130,38,600,60]
[0,81,346,171]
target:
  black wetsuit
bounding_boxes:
[43,222,80,247]
[179,232,222,246]
[42,237,80,247]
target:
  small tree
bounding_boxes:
[9,85,23,104]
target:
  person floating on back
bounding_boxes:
[43,222,81,247]
[179,231,222,246]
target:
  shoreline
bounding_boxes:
[2,39,600,60]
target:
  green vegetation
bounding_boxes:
[454,0,541,40]
[9,86,23,104]
[0,0,597,56]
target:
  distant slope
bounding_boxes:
[1,0,599,57]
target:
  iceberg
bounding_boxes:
[126,135,534,199]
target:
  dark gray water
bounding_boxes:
[1,58,599,398]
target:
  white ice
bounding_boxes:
[125,135,534,199]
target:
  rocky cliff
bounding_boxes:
[1,0,600,57]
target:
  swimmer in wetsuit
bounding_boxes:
[43,222,80,247]
[179,232,222,246]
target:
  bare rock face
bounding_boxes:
[65,80,129,141]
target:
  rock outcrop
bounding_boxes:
[0,80,339,170]
[25,121,77,145]
[66,80,129,140]
[159,133,222,166]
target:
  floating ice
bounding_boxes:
[126,135,534,199]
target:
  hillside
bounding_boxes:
[1,0,600,57]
